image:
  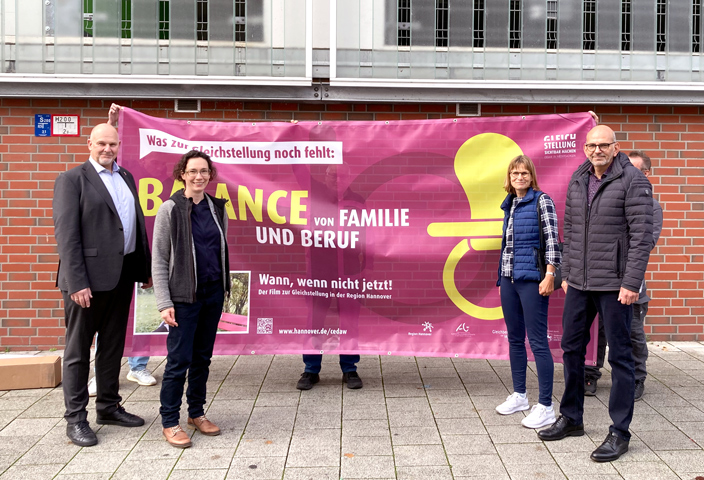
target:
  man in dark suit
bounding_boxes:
[53,123,151,446]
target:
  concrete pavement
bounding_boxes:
[1,341,703,479]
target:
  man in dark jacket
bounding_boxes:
[584,151,663,401]
[537,125,653,463]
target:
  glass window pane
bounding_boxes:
[169,0,196,75]
[209,0,235,76]
[131,0,159,75]
[55,0,83,73]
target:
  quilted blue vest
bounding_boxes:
[499,187,542,283]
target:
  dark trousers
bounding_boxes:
[303,354,359,374]
[561,287,635,440]
[160,281,224,428]
[62,255,136,424]
[585,303,649,383]
[500,278,554,406]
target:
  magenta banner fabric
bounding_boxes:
[120,108,598,363]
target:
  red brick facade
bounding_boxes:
[0,99,701,350]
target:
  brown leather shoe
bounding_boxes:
[163,425,192,448]
[187,415,221,436]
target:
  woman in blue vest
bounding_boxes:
[496,155,561,429]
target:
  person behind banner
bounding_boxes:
[538,125,653,463]
[495,155,561,429]
[53,123,152,447]
[152,150,231,449]
[292,125,365,391]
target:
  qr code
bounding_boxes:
[257,318,273,334]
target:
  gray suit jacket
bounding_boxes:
[53,160,151,295]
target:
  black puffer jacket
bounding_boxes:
[562,152,653,292]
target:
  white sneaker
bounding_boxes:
[496,392,530,415]
[126,369,157,386]
[521,403,556,429]
[87,376,97,397]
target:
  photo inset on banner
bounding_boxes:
[219,272,250,333]
[133,271,251,335]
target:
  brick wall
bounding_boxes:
[0,99,701,350]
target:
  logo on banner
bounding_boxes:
[543,133,577,156]
[408,322,434,337]
[453,322,475,337]
[427,133,523,321]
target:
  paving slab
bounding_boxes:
[395,465,453,480]
[1,346,703,479]
[340,455,396,479]
[392,445,447,466]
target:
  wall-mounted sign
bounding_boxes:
[52,115,80,136]
[35,114,51,137]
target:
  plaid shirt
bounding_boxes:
[501,194,561,278]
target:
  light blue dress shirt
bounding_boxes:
[88,158,137,254]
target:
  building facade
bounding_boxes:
[0,0,703,348]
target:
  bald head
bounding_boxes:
[584,124,619,175]
[587,125,616,144]
[88,123,120,168]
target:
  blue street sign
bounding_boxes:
[35,114,51,137]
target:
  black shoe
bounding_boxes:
[634,379,645,401]
[296,372,320,390]
[537,415,584,441]
[96,404,145,427]
[585,377,598,396]
[342,371,363,389]
[590,432,629,462]
[66,420,98,447]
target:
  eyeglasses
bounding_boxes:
[585,142,616,152]
[184,169,211,178]
[510,171,531,178]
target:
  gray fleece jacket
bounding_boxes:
[152,190,230,311]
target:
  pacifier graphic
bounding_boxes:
[427,133,523,320]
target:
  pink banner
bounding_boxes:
[120,109,597,363]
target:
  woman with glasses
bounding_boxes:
[152,150,231,448]
[495,155,561,429]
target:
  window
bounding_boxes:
[621,0,631,51]
[509,0,521,48]
[83,0,93,37]
[235,0,246,42]
[436,0,449,47]
[583,0,596,50]
[387,0,476,48]
[473,0,485,48]
[656,0,666,52]
[196,0,208,41]
[695,0,702,53]
[546,0,557,50]
[398,0,411,46]
[83,1,170,40]
[159,1,170,40]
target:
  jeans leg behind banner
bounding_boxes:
[303,355,323,374]
[339,355,360,373]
